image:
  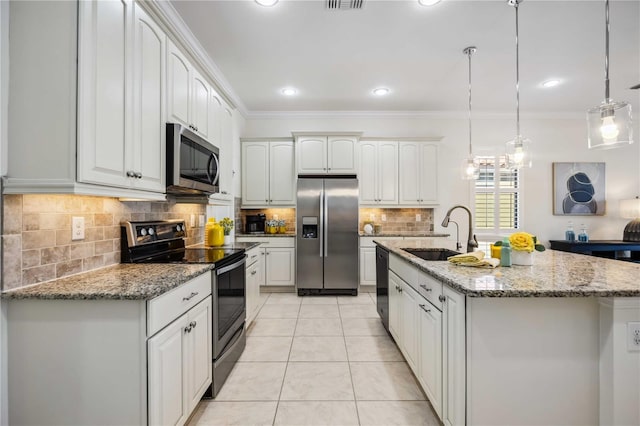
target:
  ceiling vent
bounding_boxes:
[327,0,364,10]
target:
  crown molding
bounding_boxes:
[244,110,586,120]
[142,0,249,117]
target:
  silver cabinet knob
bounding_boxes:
[126,171,136,178]
[439,295,446,303]
[135,172,142,179]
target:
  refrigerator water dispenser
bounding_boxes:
[301,216,318,238]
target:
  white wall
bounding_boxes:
[242,112,640,246]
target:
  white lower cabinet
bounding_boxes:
[359,247,377,286]
[419,298,443,419]
[148,293,212,426]
[265,247,295,286]
[246,245,265,326]
[389,254,465,425]
[236,237,296,287]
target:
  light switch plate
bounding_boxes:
[72,216,85,241]
[190,214,196,228]
[416,214,421,222]
[628,322,640,351]
[381,214,387,222]
[199,215,205,227]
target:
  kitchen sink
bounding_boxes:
[402,248,461,261]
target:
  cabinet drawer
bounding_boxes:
[246,246,262,267]
[415,269,443,311]
[147,272,211,336]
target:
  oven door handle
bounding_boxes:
[216,257,246,275]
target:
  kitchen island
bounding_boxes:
[376,239,640,426]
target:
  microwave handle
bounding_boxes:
[207,153,220,186]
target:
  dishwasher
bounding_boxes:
[375,245,389,331]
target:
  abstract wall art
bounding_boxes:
[553,162,606,215]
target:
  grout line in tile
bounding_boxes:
[339,298,362,425]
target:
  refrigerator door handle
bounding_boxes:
[319,190,324,258]
[324,189,329,257]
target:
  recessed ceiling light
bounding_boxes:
[418,0,442,6]
[281,87,298,96]
[541,79,561,88]
[372,87,390,96]
[255,0,278,7]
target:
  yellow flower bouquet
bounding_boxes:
[494,232,545,252]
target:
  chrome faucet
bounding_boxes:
[441,205,478,253]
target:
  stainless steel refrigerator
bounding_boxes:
[296,177,359,295]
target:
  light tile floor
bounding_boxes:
[189,292,441,426]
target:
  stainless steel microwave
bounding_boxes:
[166,123,220,195]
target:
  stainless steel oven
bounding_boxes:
[211,257,246,396]
[166,123,220,195]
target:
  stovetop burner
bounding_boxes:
[120,220,245,266]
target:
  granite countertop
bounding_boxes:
[2,263,214,300]
[377,239,640,298]
[360,232,450,237]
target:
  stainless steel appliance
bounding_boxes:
[121,219,246,397]
[376,245,389,330]
[296,177,359,295]
[245,214,266,234]
[166,123,220,195]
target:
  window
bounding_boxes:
[474,155,520,234]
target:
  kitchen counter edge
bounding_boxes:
[376,240,640,298]
[1,263,215,301]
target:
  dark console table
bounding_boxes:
[549,240,640,263]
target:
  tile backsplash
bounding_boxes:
[2,194,205,290]
[238,208,296,233]
[359,208,434,234]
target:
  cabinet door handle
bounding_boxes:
[251,270,257,275]
[126,171,136,178]
[251,255,258,259]
[398,287,403,293]
[135,172,142,179]
[439,295,446,303]
[190,321,197,329]
[182,291,198,302]
[420,284,432,292]
[184,325,192,334]
[419,304,431,313]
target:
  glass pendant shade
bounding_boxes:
[587,100,633,149]
[461,156,480,180]
[587,0,633,149]
[505,135,532,170]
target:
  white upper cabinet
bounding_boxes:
[241,140,295,207]
[297,137,327,174]
[77,0,165,193]
[269,141,296,205]
[398,142,438,205]
[296,135,359,175]
[167,39,210,140]
[359,141,398,205]
[131,3,165,193]
[327,136,358,174]
[77,0,132,189]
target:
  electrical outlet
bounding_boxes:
[190,214,196,228]
[381,214,387,222]
[369,213,375,221]
[72,216,85,241]
[416,214,421,222]
[628,322,640,351]
[199,215,205,227]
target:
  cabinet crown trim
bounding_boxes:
[292,132,363,137]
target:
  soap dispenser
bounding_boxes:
[500,237,512,267]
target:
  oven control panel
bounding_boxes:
[122,220,186,247]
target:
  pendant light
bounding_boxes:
[505,0,532,170]
[587,0,633,149]
[462,46,479,180]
